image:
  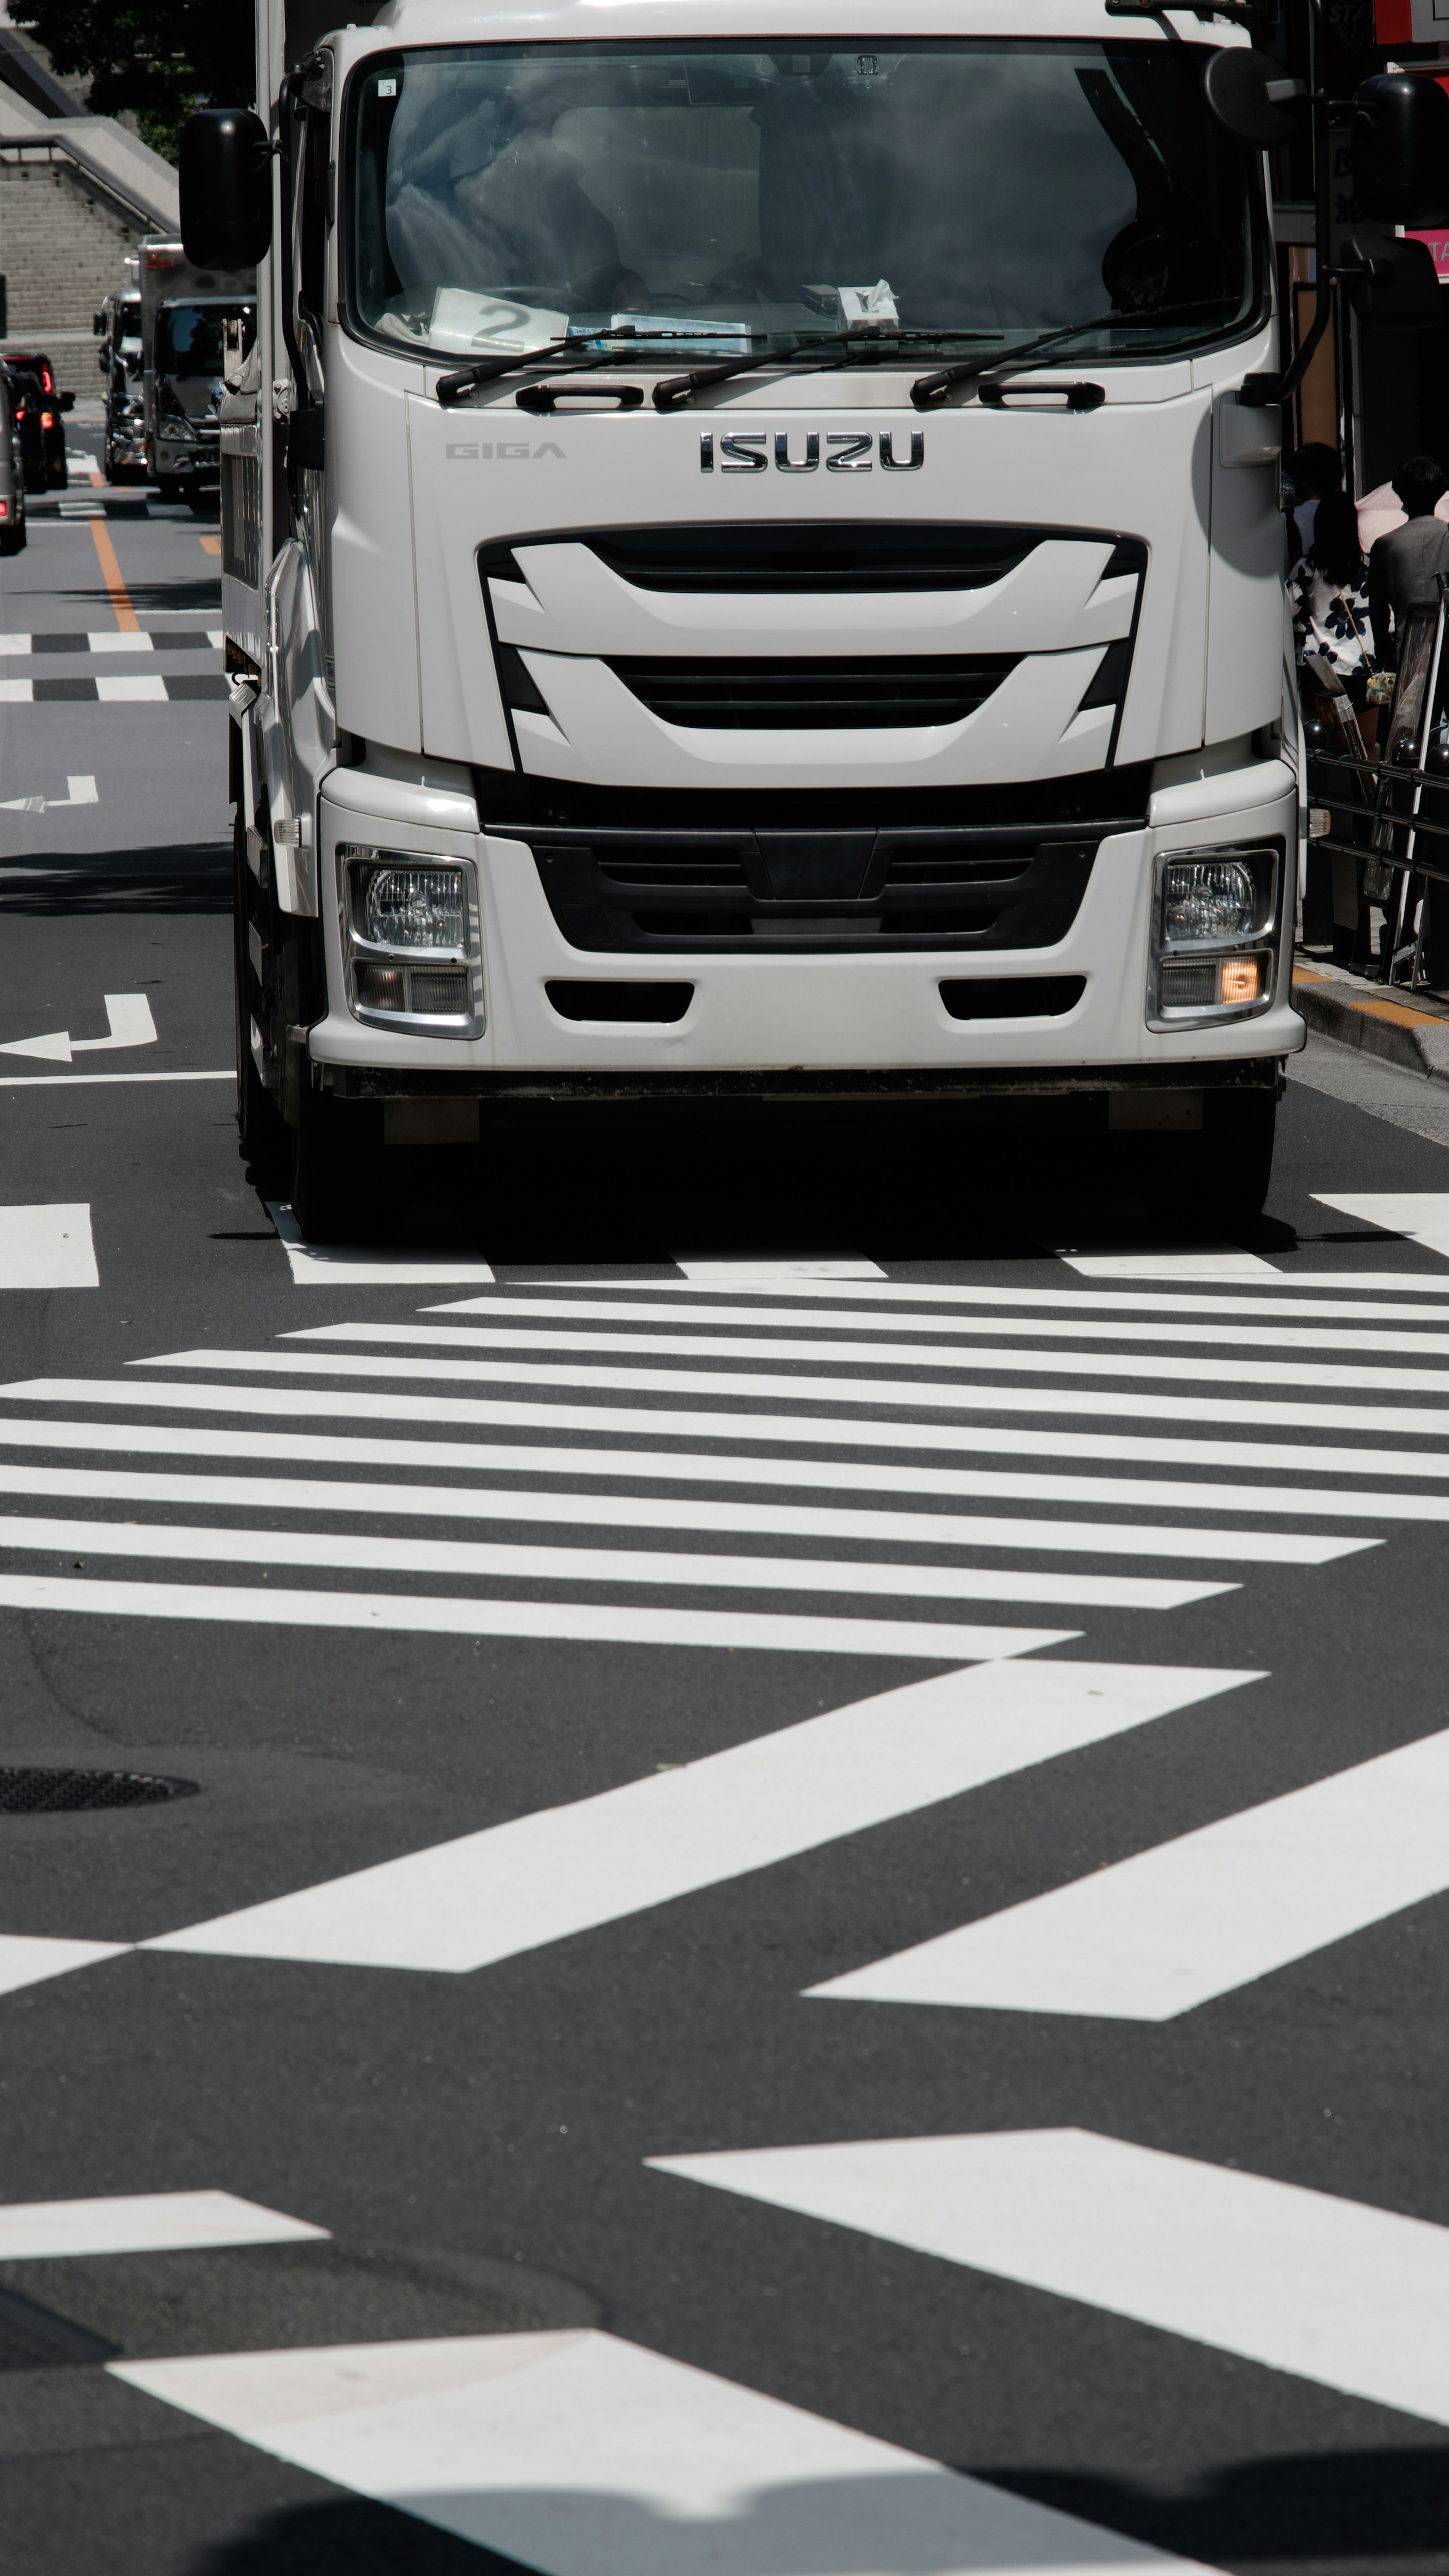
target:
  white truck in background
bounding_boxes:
[179,0,1449,1242]
[140,238,256,508]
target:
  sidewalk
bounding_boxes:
[1293,957,1449,1081]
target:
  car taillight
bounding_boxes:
[0,501,10,518]
[40,412,54,429]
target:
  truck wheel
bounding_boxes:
[1141,1089,1277,1238]
[291,1082,378,1246]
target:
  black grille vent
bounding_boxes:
[574,523,1042,593]
[606,655,1017,732]
[529,826,1098,954]
[0,1768,198,1814]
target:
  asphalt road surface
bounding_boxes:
[1,436,1447,2576]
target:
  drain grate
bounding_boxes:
[0,1768,198,1814]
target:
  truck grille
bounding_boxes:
[577,523,1042,593]
[605,655,1017,731]
[527,825,1099,953]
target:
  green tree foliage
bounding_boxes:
[11,4,253,162]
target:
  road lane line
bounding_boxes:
[649,2129,1449,2431]
[146,1662,1252,1973]
[430,1285,1449,1327]
[112,2327,1203,2576]
[808,1725,1449,2019]
[88,515,140,632]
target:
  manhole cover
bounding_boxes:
[0,1769,198,1815]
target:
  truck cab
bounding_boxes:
[141,238,256,507]
[192,0,1326,1242]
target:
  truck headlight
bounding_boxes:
[340,847,485,1036]
[1148,842,1280,1029]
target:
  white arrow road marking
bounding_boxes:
[0,992,155,1063]
[0,1206,98,1288]
[806,1723,1449,2021]
[649,2128,1449,2432]
[111,2326,1208,2575]
[72,993,156,1052]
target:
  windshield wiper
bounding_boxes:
[910,303,1232,410]
[436,326,772,406]
[651,328,1007,413]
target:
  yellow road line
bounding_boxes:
[88,515,140,632]
[199,534,221,556]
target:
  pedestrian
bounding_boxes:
[1288,489,1379,719]
[1285,441,1342,562]
[1366,454,1449,669]
[1365,456,1449,989]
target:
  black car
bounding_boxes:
[4,352,73,488]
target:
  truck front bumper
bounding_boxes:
[304,758,1304,1094]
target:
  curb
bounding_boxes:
[1292,969,1449,1081]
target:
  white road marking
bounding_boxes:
[0,1207,97,1289]
[86,631,153,653]
[0,994,155,1065]
[134,1341,1449,1402]
[0,1933,128,1999]
[0,774,101,815]
[112,2327,1199,2576]
[0,2190,326,2260]
[0,1462,1363,1564]
[809,1724,1449,2020]
[0,1571,1070,1659]
[72,993,156,1053]
[0,1510,1217,1611]
[145,1662,1253,1973]
[0,1070,229,1090]
[15,1374,1449,1447]
[649,2128,1449,2431]
[292,1310,1449,1362]
[674,1256,889,1280]
[0,1409,1419,1505]
[0,634,29,653]
[1315,1193,1449,1260]
[95,675,166,703]
[432,1283,1449,1328]
[206,630,223,648]
[1060,1248,1283,1280]
[267,1203,494,1287]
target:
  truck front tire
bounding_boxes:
[291,1083,380,1245]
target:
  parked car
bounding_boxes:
[0,367,28,554]
[7,368,47,495]
[3,352,73,487]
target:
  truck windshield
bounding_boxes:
[156,303,255,377]
[348,40,1260,361]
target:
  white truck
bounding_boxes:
[140,238,256,507]
[178,0,1449,1242]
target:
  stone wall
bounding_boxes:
[0,152,142,375]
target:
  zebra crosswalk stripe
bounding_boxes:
[144,1660,1257,1975]
[112,2324,1206,2576]
[808,1721,1449,2020]
[648,2129,1449,2432]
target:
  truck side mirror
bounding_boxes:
[1341,233,1445,330]
[1202,49,1306,147]
[1352,72,1449,225]
[179,108,273,268]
